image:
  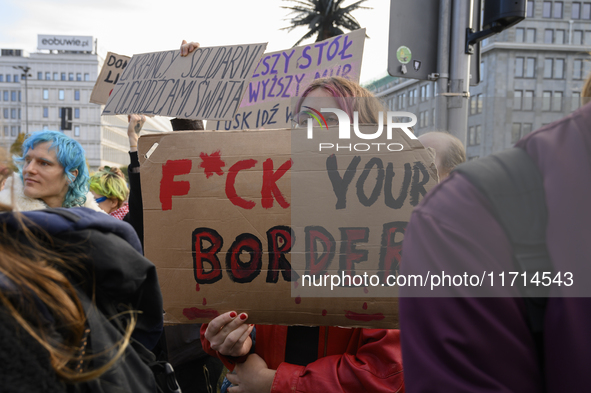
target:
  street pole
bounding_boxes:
[446,0,473,145]
[436,0,451,132]
[13,65,30,135]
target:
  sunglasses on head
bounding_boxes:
[95,196,107,203]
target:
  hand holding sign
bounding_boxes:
[204,311,254,357]
[180,40,200,57]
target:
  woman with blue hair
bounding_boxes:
[0,130,102,212]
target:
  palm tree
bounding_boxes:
[282,0,371,47]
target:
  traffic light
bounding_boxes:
[60,107,72,131]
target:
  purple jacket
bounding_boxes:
[399,102,591,392]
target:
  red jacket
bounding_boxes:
[201,324,404,393]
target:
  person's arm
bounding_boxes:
[223,327,403,393]
[200,311,254,370]
[126,114,146,250]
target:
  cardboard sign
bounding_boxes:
[139,126,437,328]
[90,52,131,105]
[207,30,365,130]
[102,42,267,120]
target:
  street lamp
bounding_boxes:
[13,65,31,135]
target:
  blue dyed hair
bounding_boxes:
[14,131,89,207]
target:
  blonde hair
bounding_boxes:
[0,202,135,383]
[582,64,591,106]
[90,167,129,209]
[295,76,386,124]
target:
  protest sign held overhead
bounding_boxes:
[90,52,131,105]
[207,29,365,130]
[102,42,267,120]
[138,122,437,329]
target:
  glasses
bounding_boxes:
[95,196,107,203]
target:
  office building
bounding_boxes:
[366,0,589,159]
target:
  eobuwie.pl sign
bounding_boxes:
[38,35,93,52]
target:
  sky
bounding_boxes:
[0,0,391,85]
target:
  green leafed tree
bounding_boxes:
[282,0,371,47]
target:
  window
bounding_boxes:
[3,109,7,118]
[11,126,16,137]
[3,91,7,101]
[3,126,7,136]
[512,123,522,143]
[555,29,565,44]
[6,75,10,83]
[544,59,553,78]
[477,94,483,113]
[58,90,65,100]
[43,89,49,100]
[18,91,20,102]
[574,30,583,45]
[523,123,533,136]
[542,91,552,111]
[516,28,525,42]
[45,72,51,80]
[525,58,536,78]
[514,90,523,110]
[11,108,16,119]
[543,1,552,17]
[573,92,581,110]
[527,0,534,17]
[469,127,475,145]
[61,73,66,81]
[432,108,436,126]
[574,59,583,79]
[526,28,536,43]
[11,91,16,101]
[43,107,48,118]
[554,58,564,79]
[524,90,534,110]
[74,90,80,101]
[515,57,524,77]
[0,75,3,82]
[14,75,19,83]
[584,2,591,18]
[425,110,429,126]
[53,72,58,81]
[76,73,82,81]
[573,2,581,18]
[553,1,563,17]
[553,91,563,111]
[74,126,80,137]
[475,125,482,145]
[18,109,21,119]
[68,73,74,81]
[544,29,553,43]
[84,73,90,81]
[74,108,80,119]
[37,72,42,80]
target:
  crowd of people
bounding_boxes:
[0,37,588,393]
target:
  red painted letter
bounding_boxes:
[266,226,297,283]
[226,233,263,283]
[261,158,292,209]
[225,159,257,209]
[160,159,192,211]
[192,228,223,284]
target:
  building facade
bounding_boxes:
[366,0,589,159]
[0,41,171,170]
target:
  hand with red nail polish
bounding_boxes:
[203,311,253,357]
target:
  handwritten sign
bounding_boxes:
[138,126,437,328]
[102,42,267,120]
[207,30,365,130]
[90,52,131,105]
